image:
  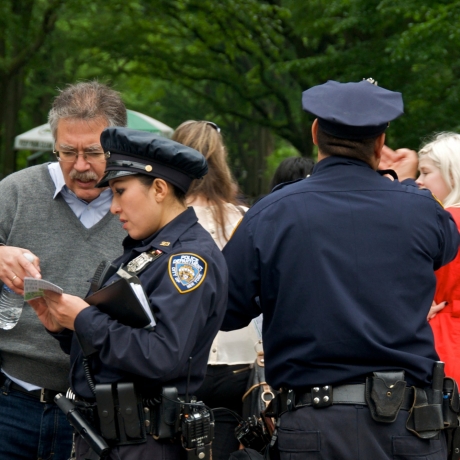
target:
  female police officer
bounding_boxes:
[29,127,228,460]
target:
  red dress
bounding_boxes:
[430,206,460,384]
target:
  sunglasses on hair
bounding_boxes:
[205,121,221,133]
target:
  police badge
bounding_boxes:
[169,253,207,293]
[126,249,163,274]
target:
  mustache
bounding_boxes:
[69,169,99,182]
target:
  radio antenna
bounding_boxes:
[184,356,193,415]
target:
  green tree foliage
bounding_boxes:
[0,0,65,177]
[80,0,453,154]
[4,0,460,196]
[379,0,460,148]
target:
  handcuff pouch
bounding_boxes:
[365,371,406,423]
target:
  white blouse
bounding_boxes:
[192,203,260,365]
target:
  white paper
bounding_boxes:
[23,277,63,301]
[252,314,263,340]
[130,282,156,328]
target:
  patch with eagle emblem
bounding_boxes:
[169,253,207,293]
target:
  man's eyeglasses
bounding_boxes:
[205,121,221,133]
[53,150,110,164]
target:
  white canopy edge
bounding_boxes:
[14,124,54,151]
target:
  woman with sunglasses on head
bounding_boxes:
[172,121,260,460]
[416,132,460,386]
[29,127,228,460]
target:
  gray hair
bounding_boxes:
[48,81,127,139]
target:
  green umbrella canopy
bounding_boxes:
[14,110,174,151]
[126,109,173,137]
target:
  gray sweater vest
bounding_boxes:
[0,164,126,391]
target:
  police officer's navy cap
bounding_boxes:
[302,79,404,140]
[96,127,208,192]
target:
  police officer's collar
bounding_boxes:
[122,207,198,254]
[312,155,375,174]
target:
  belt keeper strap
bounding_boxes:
[286,389,295,412]
[310,385,333,408]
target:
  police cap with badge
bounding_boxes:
[96,127,207,192]
[301,78,404,140]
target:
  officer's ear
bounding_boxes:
[311,119,319,145]
[151,178,169,203]
[374,133,386,160]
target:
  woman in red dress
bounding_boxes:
[417,132,460,384]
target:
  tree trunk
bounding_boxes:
[238,126,274,200]
[0,72,24,178]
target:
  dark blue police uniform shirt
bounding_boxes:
[221,156,460,389]
[54,207,228,400]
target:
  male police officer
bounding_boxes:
[221,80,460,459]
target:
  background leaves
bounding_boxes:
[2,0,460,198]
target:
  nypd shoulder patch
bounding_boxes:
[169,253,208,294]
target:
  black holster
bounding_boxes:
[448,426,460,460]
[405,387,444,439]
[443,378,460,459]
[406,363,459,440]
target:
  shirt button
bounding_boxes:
[210,230,215,234]
[212,349,217,353]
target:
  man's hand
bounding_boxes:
[379,146,418,181]
[0,246,41,294]
[42,291,90,331]
[28,297,64,333]
[427,300,448,321]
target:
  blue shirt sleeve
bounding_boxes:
[221,216,262,331]
[73,252,224,383]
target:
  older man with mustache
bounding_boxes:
[0,81,127,460]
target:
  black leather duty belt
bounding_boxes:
[279,383,414,412]
[0,373,60,404]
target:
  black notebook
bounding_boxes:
[84,277,155,329]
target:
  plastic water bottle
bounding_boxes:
[0,285,24,330]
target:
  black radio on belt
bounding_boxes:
[181,402,214,460]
